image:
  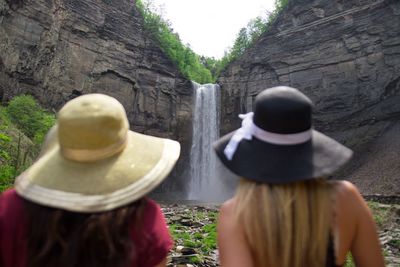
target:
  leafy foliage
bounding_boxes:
[135,0,290,82]
[136,0,214,83]
[6,95,55,143]
[275,0,289,12]
[0,95,56,192]
[217,0,289,73]
[344,253,355,267]
[0,165,15,192]
[221,17,267,67]
[0,109,15,191]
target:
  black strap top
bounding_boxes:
[326,234,343,267]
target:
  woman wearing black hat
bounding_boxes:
[214,87,384,267]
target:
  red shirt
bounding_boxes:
[0,189,173,267]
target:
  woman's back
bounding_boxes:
[217,180,384,267]
[0,189,173,267]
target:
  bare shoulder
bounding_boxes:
[333,180,372,228]
[218,197,237,227]
[334,180,361,197]
[332,180,367,221]
[333,182,385,267]
[334,180,365,207]
[220,198,236,215]
[332,181,371,231]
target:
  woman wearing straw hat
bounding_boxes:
[214,87,384,267]
[0,94,180,267]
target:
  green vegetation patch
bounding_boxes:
[135,0,289,83]
[135,0,214,83]
[169,210,218,254]
[167,207,218,265]
[367,201,393,228]
[344,253,355,267]
[0,95,55,193]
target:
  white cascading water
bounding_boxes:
[188,82,227,201]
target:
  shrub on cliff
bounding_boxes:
[0,95,55,192]
[135,0,289,82]
[5,95,55,143]
[218,0,289,72]
[136,0,214,83]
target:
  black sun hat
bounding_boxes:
[213,86,353,184]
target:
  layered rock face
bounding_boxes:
[218,0,400,194]
[0,0,193,192]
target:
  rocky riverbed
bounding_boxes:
[161,202,400,267]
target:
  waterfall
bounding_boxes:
[188,82,222,201]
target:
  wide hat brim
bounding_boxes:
[15,129,180,212]
[213,130,352,183]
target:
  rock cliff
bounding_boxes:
[218,0,400,194]
[0,0,193,192]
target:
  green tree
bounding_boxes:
[136,0,214,83]
[247,17,267,43]
[275,0,289,11]
[216,0,289,74]
[200,56,221,79]
[135,0,289,82]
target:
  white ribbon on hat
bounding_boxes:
[223,112,313,160]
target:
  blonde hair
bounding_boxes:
[234,178,334,267]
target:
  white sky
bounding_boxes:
[150,0,276,59]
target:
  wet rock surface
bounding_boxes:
[162,202,400,267]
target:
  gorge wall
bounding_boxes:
[0,0,193,192]
[1,0,399,197]
[218,0,400,195]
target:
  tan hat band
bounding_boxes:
[61,135,128,162]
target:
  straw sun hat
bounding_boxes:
[15,94,180,212]
[214,86,353,184]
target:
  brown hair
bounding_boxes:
[235,178,334,267]
[23,198,146,267]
